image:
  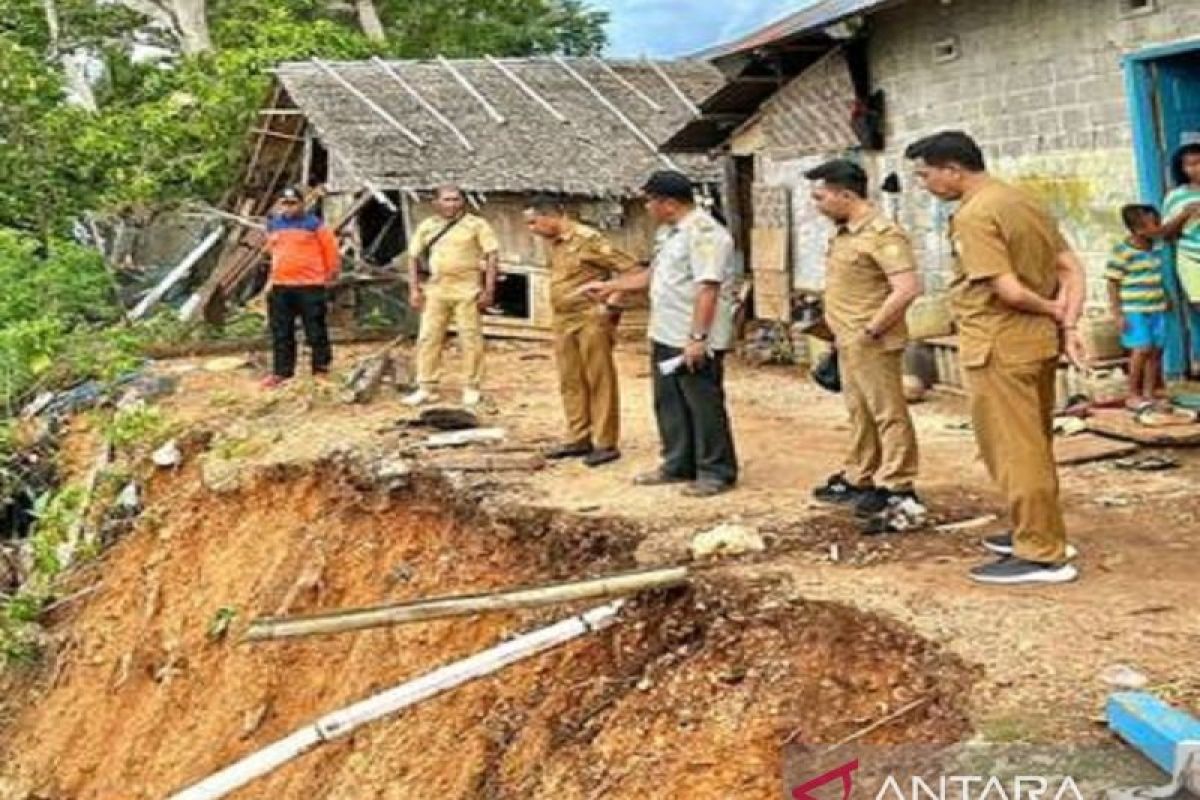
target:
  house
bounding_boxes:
[203,56,725,339]
[664,0,1200,373]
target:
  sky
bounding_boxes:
[596,0,808,58]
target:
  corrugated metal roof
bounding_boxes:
[694,0,894,60]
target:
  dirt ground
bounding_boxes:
[1,337,1197,798]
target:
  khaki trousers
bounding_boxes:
[553,311,620,449]
[965,356,1068,564]
[838,342,919,491]
[415,283,484,390]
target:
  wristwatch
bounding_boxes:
[689,332,709,343]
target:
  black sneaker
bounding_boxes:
[969,556,1079,585]
[681,480,734,498]
[855,488,919,518]
[546,440,592,459]
[583,448,620,467]
[982,533,1079,560]
[813,474,866,505]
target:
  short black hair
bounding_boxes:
[434,184,464,199]
[525,194,565,215]
[804,159,868,198]
[641,170,694,203]
[1121,203,1160,231]
[904,131,987,172]
[1170,143,1200,187]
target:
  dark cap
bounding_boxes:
[279,186,303,202]
[641,170,694,202]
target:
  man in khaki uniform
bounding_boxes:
[524,196,640,467]
[404,184,499,408]
[804,160,923,533]
[906,131,1087,586]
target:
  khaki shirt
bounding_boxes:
[547,221,640,316]
[948,178,1065,367]
[823,209,917,352]
[649,208,737,350]
[409,213,499,288]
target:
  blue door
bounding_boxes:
[1128,46,1200,377]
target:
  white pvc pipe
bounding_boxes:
[168,601,623,800]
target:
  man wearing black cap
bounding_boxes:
[578,170,739,497]
[262,186,340,389]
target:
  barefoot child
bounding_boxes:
[1106,205,1168,408]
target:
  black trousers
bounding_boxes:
[269,286,332,378]
[651,340,738,486]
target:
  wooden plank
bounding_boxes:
[644,57,700,116]
[753,269,791,322]
[1053,433,1139,466]
[1108,691,1200,775]
[1087,409,1200,446]
[750,227,788,273]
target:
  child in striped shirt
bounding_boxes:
[1106,204,1168,409]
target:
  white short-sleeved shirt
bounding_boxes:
[648,208,737,350]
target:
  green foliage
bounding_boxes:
[383,0,608,58]
[101,404,169,450]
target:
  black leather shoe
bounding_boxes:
[583,448,620,467]
[546,441,592,459]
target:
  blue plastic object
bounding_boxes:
[1107,691,1200,775]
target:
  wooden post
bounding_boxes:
[312,59,424,147]
[485,55,567,124]
[244,565,688,641]
[437,55,505,124]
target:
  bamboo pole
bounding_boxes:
[168,603,623,800]
[372,56,475,152]
[485,55,568,124]
[552,56,681,170]
[245,566,687,641]
[437,55,505,124]
[591,57,663,112]
[644,57,701,117]
[312,59,424,147]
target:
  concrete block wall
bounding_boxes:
[866,0,1200,304]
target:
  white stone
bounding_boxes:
[152,439,182,468]
[689,524,766,560]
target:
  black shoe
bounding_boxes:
[633,469,692,486]
[812,474,866,505]
[969,556,1079,585]
[982,533,1079,560]
[854,487,919,517]
[681,480,734,498]
[583,448,620,467]
[546,441,592,459]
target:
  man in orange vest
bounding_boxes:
[262,186,340,389]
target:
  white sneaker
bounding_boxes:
[462,388,482,407]
[402,388,438,407]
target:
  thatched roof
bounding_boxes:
[274,57,725,197]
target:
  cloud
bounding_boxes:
[597,0,805,58]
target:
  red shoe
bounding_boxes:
[260,375,289,389]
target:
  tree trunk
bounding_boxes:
[115,0,212,55]
[354,0,386,42]
[170,0,212,54]
[43,0,99,112]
